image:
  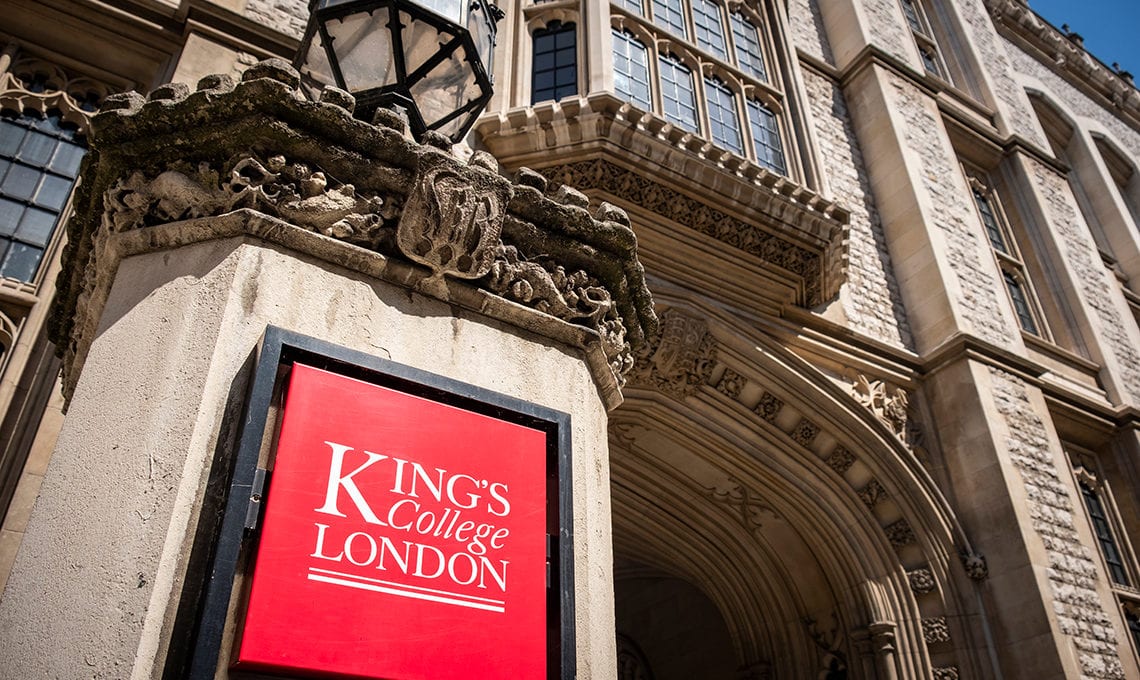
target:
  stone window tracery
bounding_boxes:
[608,0,791,176]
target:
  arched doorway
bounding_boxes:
[610,304,986,679]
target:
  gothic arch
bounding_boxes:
[611,299,987,679]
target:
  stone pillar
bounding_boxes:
[0,59,655,680]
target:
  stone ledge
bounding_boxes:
[49,58,657,402]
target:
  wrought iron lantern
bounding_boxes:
[295,0,503,143]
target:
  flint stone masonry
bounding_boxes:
[787,0,834,66]
[1028,158,1140,403]
[891,74,1013,346]
[805,69,912,349]
[863,0,910,64]
[955,0,1046,146]
[245,0,309,41]
[990,368,1124,680]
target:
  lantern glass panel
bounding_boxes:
[410,47,479,129]
[401,16,455,80]
[418,0,464,24]
[469,1,495,74]
[325,9,397,92]
[300,28,337,87]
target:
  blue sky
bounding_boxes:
[1027,0,1140,75]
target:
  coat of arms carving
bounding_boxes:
[397,152,512,280]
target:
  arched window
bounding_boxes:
[532,21,578,104]
[612,29,652,110]
[608,0,793,176]
[657,54,697,132]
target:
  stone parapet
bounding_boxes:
[48,58,657,405]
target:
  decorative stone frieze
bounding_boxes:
[826,447,856,475]
[884,519,916,548]
[790,419,820,447]
[754,392,783,423]
[626,308,717,399]
[921,617,950,644]
[716,368,747,400]
[907,568,936,594]
[932,667,960,680]
[48,58,657,400]
[858,479,887,509]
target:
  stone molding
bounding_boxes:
[475,93,850,307]
[985,0,1140,130]
[48,59,657,401]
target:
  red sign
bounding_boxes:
[234,363,549,679]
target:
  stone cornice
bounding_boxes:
[50,58,657,401]
[984,0,1140,132]
[473,93,849,307]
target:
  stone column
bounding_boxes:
[0,58,655,680]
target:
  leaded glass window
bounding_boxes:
[1003,271,1038,335]
[651,0,687,39]
[973,187,1007,253]
[704,77,741,154]
[730,13,768,82]
[691,0,727,60]
[658,55,698,132]
[0,110,84,283]
[747,99,785,175]
[1081,482,1131,586]
[614,0,643,15]
[613,30,652,109]
[533,21,578,103]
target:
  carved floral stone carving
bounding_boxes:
[716,368,747,400]
[961,552,989,580]
[826,447,856,475]
[848,372,909,437]
[858,479,887,509]
[922,617,950,644]
[790,419,820,447]
[626,309,717,399]
[885,519,916,547]
[907,568,936,594]
[754,392,783,422]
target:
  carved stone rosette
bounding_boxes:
[48,58,657,400]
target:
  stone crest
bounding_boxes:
[627,309,717,399]
[397,152,511,280]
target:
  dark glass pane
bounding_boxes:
[555,30,575,49]
[901,0,924,34]
[50,142,86,177]
[556,66,576,85]
[18,131,56,166]
[2,164,39,200]
[533,22,577,104]
[534,52,555,72]
[0,242,43,282]
[0,121,23,157]
[1003,271,1038,335]
[0,159,9,181]
[0,199,21,236]
[974,189,1007,253]
[535,72,554,91]
[34,174,74,210]
[535,34,554,53]
[16,207,58,246]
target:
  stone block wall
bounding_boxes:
[804,68,913,349]
[787,0,834,65]
[990,368,1125,680]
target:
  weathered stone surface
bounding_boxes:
[49,59,657,401]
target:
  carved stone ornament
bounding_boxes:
[47,58,658,401]
[791,419,820,447]
[961,551,989,580]
[932,667,960,680]
[755,392,783,423]
[826,447,856,475]
[626,308,717,399]
[397,151,510,280]
[706,478,776,534]
[716,368,747,400]
[858,479,887,509]
[922,617,950,644]
[848,371,910,438]
[907,568,936,594]
[884,519,916,548]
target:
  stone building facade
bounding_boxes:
[3,0,1140,678]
